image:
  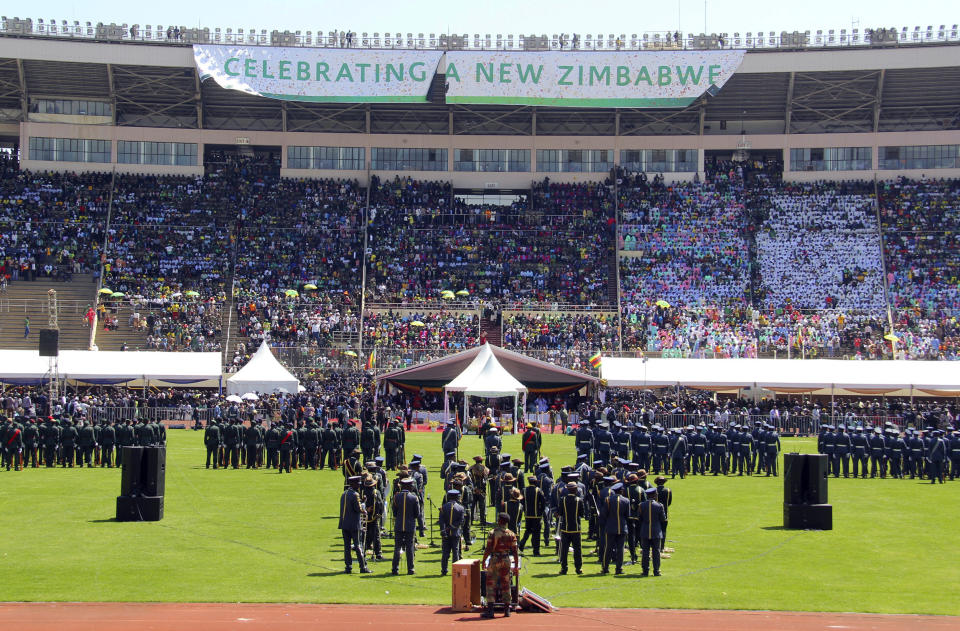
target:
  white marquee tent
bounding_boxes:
[600,357,960,397]
[0,349,222,386]
[226,342,299,395]
[443,344,528,431]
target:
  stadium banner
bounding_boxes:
[193,45,443,103]
[444,50,746,108]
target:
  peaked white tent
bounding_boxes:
[226,342,299,395]
[443,344,528,432]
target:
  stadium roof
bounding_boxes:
[1,37,959,135]
[600,357,960,397]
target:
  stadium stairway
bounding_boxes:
[0,275,97,351]
[93,304,152,351]
[607,256,620,307]
[481,311,502,346]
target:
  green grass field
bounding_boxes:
[1,431,957,614]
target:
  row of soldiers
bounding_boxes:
[817,424,960,483]
[569,419,783,478]
[1,414,165,470]
[202,417,409,472]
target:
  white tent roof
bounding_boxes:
[226,342,299,395]
[445,344,528,397]
[0,349,222,384]
[600,357,960,396]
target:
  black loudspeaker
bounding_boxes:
[137,496,164,521]
[116,495,139,521]
[783,503,832,530]
[143,447,166,497]
[120,446,145,495]
[783,454,829,505]
[803,454,829,504]
[783,453,805,504]
[116,495,164,522]
[38,329,59,357]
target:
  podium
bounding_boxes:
[451,559,481,612]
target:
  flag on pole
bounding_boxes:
[589,352,602,368]
[365,349,376,371]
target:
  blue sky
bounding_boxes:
[15,0,958,39]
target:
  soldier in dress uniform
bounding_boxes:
[631,423,651,471]
[469,455,489,525]
[391,477,420,575]
[868,427,886,478]
[77,420,97,468]
[22,418,40,468]
[834,424,852,477]
[439,488,466,576]
[689,425,707,475]
[600,482,630,575]
[98,419,115,468]
[764,423,781,476]
[361,474,384,561]
[481,512,520,619]
[851,426,869,478]
[518,475,545,556]
[42,416,60,468]
[204,419,221,469]
[927,430,947,484]
[244,420,262,469]
[277,422,298,473]
[652,425,670,474]
[669,428,687,479]
[575,420,594,463]
[521,422,540,473]
[638,486,667,577]
[338,476,372,574]
[557,481,584,575]
[383,419,401,470]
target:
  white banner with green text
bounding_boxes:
[193,45,443,103]
[443,50,746,107]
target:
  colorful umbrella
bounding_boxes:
[98,288,113,294]
[656,300,671,308]
[285,289,299,298]
[343,350,358,357]
[304,283,318,290]
[110,292,125,298]
[411,321,426,327]
[441,290,455,299]
[456,290,470,296]
[883,333,900,342]
[184,290,200,297]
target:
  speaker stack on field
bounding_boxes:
[116,446,165,521]
[783,453,832,530]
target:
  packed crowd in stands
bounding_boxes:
[235,296,361,349]
[362,309,479,350]
[0,155,958,368]
[755,182,883,310]
[0,169,109,282]
[880,178,960,360]
[365,176,615,307]
[232,177,364,304]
